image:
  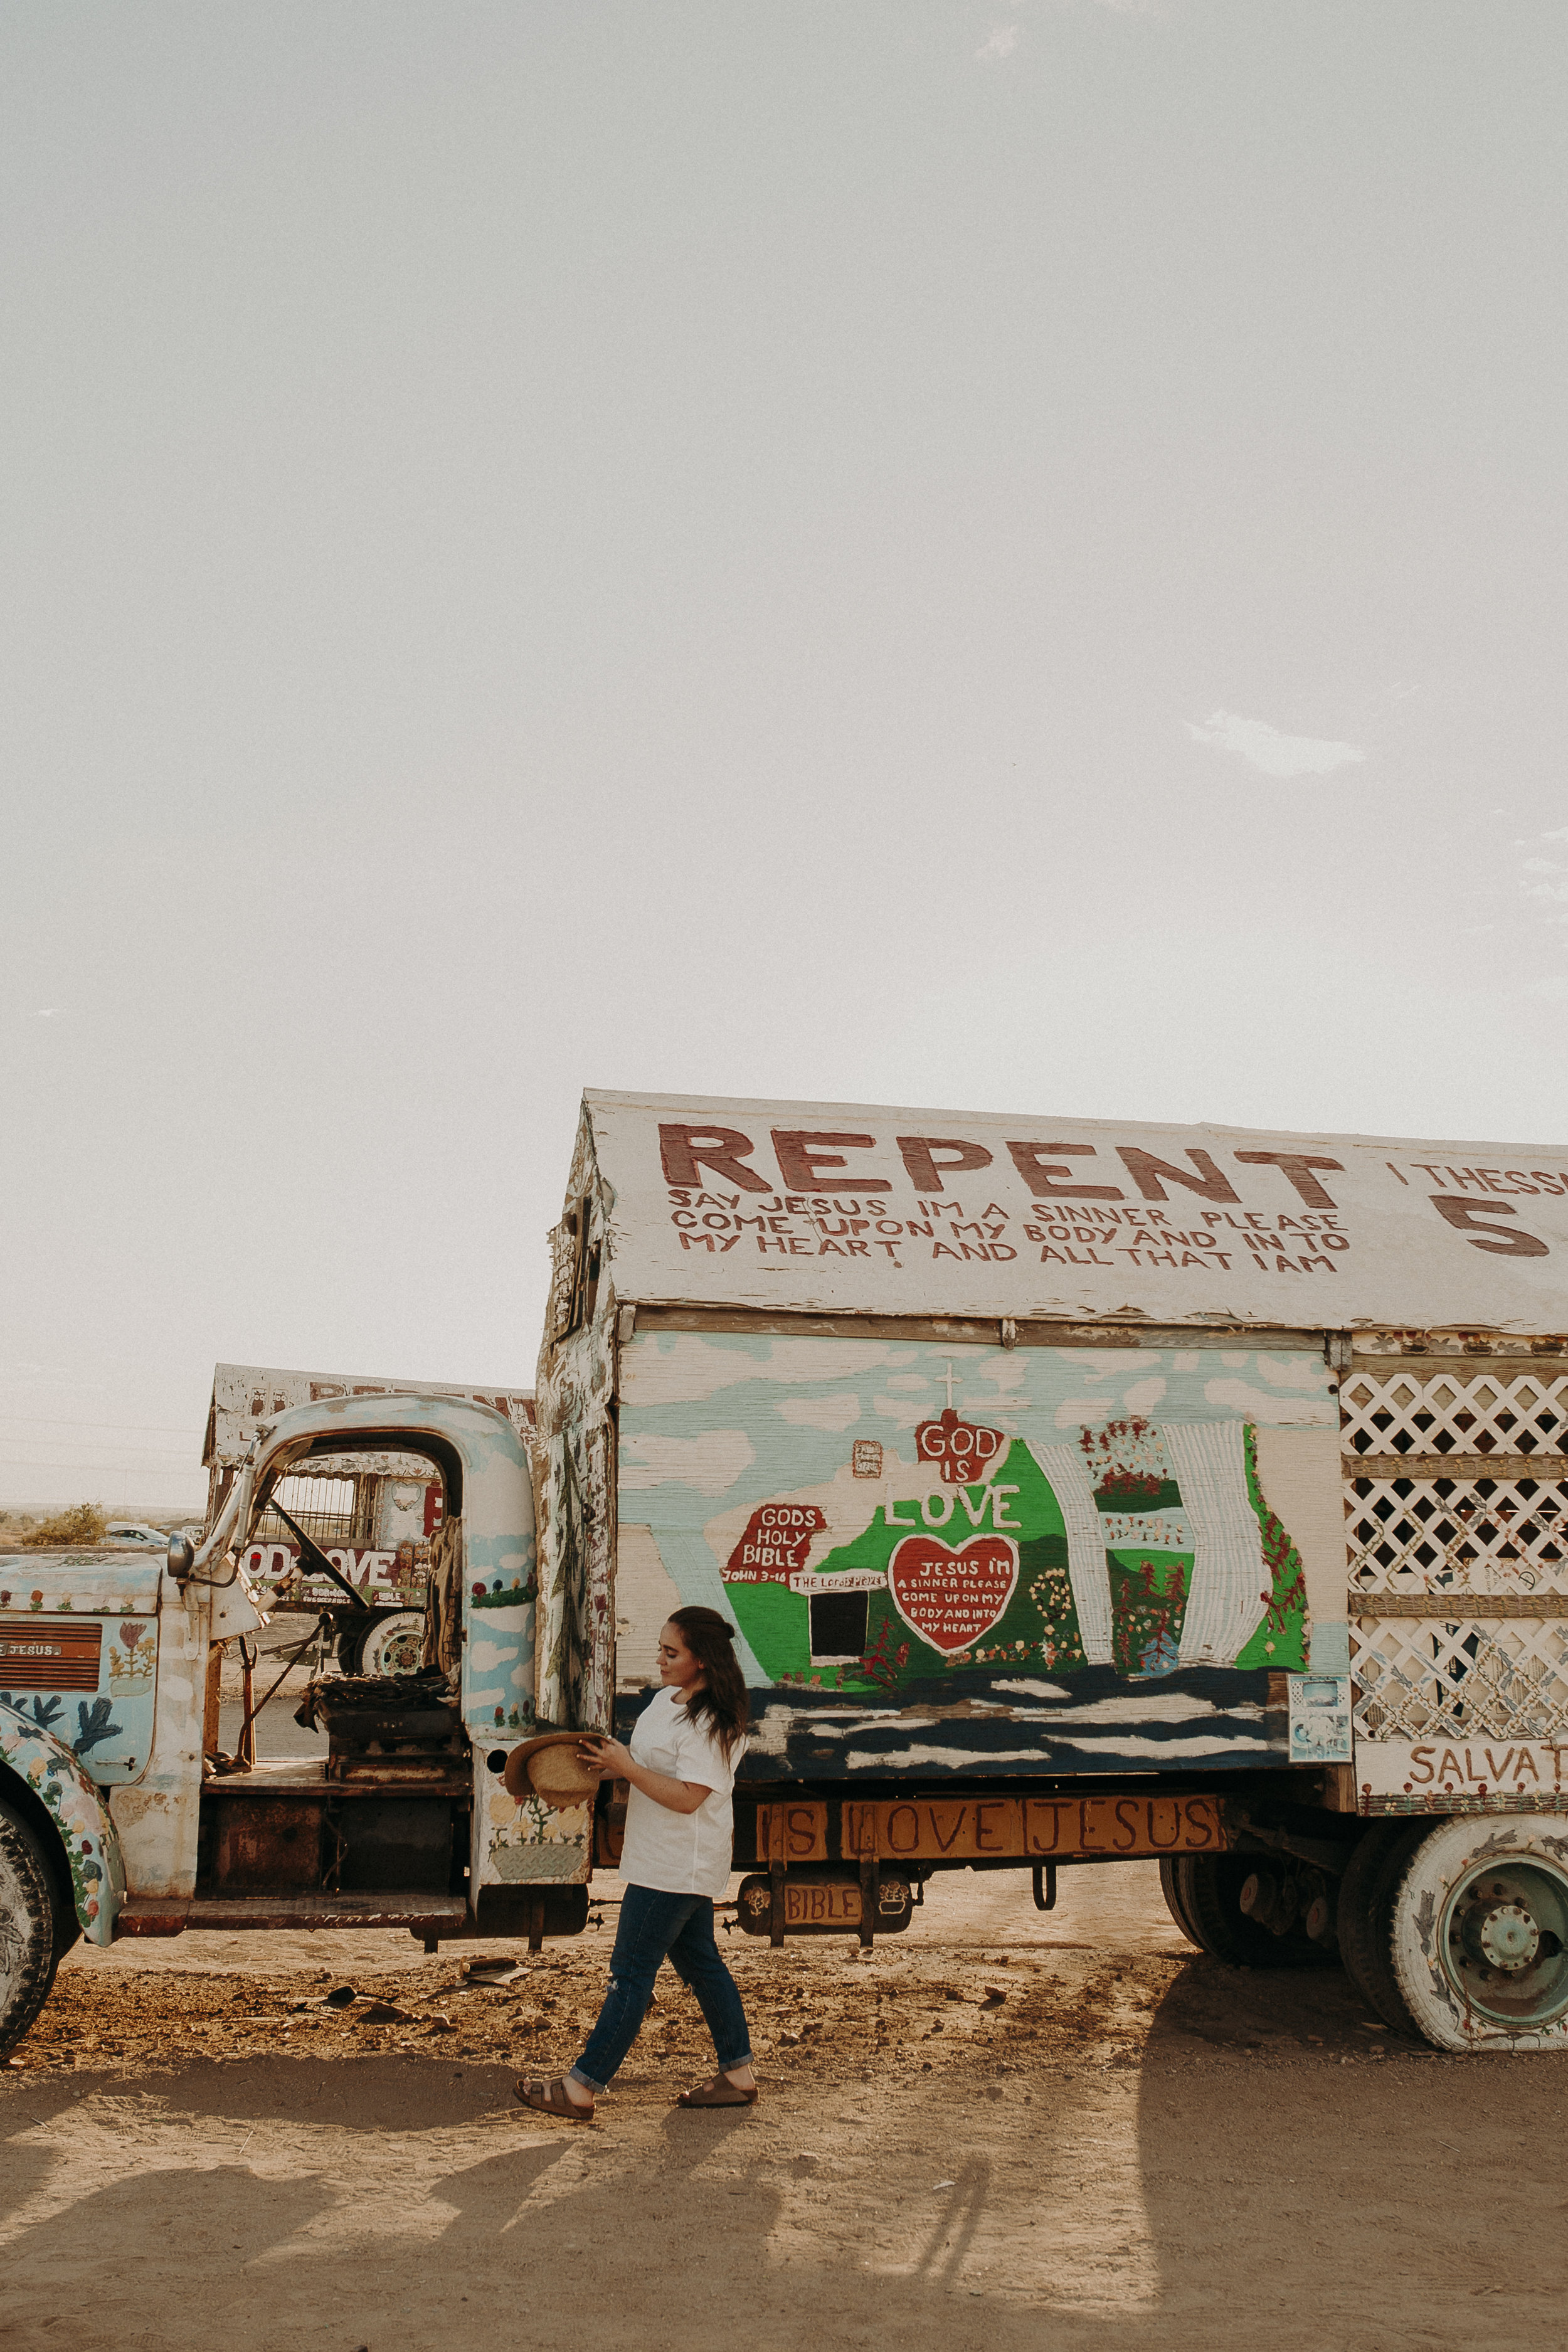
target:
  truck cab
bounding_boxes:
[204,1362,538,1679]
[1,1389,578,2055]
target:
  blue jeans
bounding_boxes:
[569,1885,753,2094]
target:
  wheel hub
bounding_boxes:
[1460,1896,1540,1974]
[1419,1847,1568,2037]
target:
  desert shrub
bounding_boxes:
[22,1502,108,1548]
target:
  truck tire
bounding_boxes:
[1162,1854,1336,1968]
[1336,1822,1422,2033]
[336,1618,369,1673]
[1387,1814,1568,2053]
[1159,1856,1204,1947]
[336,1611,425,1678]
[0,1799,65,2057]
[355,1611,426,1679]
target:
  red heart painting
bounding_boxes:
[887,1534,1019,1655]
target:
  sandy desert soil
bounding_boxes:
[3,1860,1562,2352]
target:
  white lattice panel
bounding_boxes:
[1352,1614,1568,1744]
[1340,1365,1568,1459]
[1345,1360,1568,1758]
[1348,1475,1568,1599]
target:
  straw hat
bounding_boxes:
[502,1730,604,1808]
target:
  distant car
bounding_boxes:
[104,1522,167,1547]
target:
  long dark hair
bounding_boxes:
[668,1606,750,1761]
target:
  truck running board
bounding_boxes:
[115,1892,469,1937]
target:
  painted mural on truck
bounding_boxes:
[615,1333,1339,1777]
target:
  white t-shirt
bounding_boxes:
[618,1685,746,1900]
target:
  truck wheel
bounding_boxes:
[1158,1857,1204,1947]
[354,1612,426,1679]
[0,1800,64,2057]
[336,1619,369,1673]
[1162,1855,1335,1968]
[1336,1822,1424,2033]
[1387,1815,1568,2052]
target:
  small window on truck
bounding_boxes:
[255,1473,361,1546]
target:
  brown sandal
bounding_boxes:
[676,2074,759,2108]
[515,2075,595,2122]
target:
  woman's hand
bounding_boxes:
[576,1734,632,1780]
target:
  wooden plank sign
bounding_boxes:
[1009,1793,1227,1859]
[1359,1737,1568,1807]
[753,1792,1228,1865]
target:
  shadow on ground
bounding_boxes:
[4,1956,1566,2352]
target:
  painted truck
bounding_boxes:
[206,1363,536,1677]
[4,1094,1568,2062]
[0,1380,562,2057]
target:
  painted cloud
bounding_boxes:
[620,1429,757,1495]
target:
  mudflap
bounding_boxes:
[472,1883,590,1942]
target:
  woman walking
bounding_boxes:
[516,1605,757,2121]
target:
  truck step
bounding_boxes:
[116,1892,469,1936]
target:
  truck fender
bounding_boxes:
[0,1699,125,1946]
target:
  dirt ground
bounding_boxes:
[4,1861,1562,2352]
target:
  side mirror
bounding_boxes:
[166,1532,197,1582]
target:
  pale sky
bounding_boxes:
[3,1,1566,1507]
